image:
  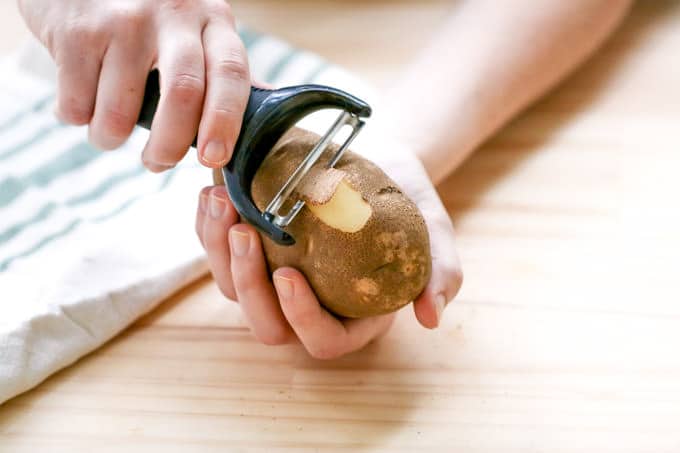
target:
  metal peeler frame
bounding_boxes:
[137,70,371,246]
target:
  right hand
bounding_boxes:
[17,0,250,172]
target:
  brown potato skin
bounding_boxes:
[214,128,431,318]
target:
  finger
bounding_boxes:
[413,262,463,329]
[413,196,463,329]
[229,224,294,345]
[252,80,274,90]
[195,186,212,249]
[197,17,250,167]
[201,185,239,301]
[88,41,153,150]
[54,30,106,125]
[143,24,205,171]
[274,268,395,360]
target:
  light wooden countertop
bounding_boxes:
[3,1,680,451]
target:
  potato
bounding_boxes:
[213,128,431,318]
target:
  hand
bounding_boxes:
[195,184,396,359]
[17,0,249,172]
[349,131,464,329]
[194,135,463,360]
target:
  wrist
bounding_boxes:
[357,104,455,185]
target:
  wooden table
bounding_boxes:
[3,1,680,451]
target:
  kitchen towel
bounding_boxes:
[0,27,376,404]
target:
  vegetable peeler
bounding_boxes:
[137,70,371,246]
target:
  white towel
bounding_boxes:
[0,28,376,404]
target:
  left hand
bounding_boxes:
[194,134,463,360]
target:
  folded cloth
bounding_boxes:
[0,28,376,404]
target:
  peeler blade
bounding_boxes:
[264,110,365,228]
[220,83,371,246]
[137,71,372,245]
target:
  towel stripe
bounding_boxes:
[0,170,176,272]
[67,165,146,205]
[0,165,145,245]
[0,122,61,161]
[0,142,101,208]
[0,219,81,272]
[265,49,298,84]
[0,203,56,244]
[93,194,145,223]
[239,28,262,50]
[304,61,329,84]
[0,94,54,133]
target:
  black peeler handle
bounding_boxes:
[136,70,277,145]
[137,69,371,246]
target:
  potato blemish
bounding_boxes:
[402,262,417,277]
[377,231,410,263]
[354,277,380,297]
[245,127,432,318]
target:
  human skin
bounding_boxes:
[383,0,634,184]
[195,0,632,359]
[17,0,250,172]
[19,0,632,359]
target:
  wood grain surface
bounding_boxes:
[2,1,680,452]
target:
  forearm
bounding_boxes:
[382,0,632,184]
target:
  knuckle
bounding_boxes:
[108,5,150,36]
[204,227,223,250]
[207,0,233,18]
[166,73,205,106]
[208,106,242,128]
[58,97,92,125]
[201,217,216,239]
[211,50,249,82]
[288,306,316,330]
[100,107,135,137]
[61,19,102,47]
[164,0,192,12]
[233,277,257,296]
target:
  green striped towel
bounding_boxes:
[0,28,376,403]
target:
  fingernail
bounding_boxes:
[274,275,294,301]
[144,161,175,173]
[199,193,208,214]
[229,229,250,257]
[209,194,227,219]
[141,150,175,172]
[435,293,447,323]
[201,141,228,166]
